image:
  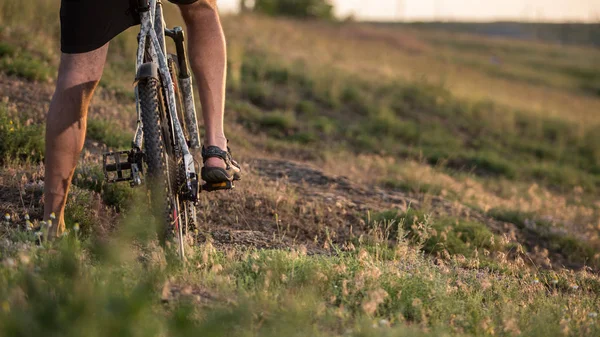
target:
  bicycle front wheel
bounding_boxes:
[138,77,185,260]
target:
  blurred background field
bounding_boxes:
[1,0,600,336]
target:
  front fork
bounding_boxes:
[132,26,201,152]
[128,25,202,199]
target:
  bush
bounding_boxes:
[86,119,131,149]
[254,0,334,20]
[0,103,45,163]
[258,111,297,136]
[369,209,500,258]
[0,44,53,82]
[488,207,599,268]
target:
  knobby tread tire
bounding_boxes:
[139,78,165,179]
[138,78,173,244]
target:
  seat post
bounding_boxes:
[137,0,150,12]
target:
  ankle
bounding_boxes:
[204,135,227,149]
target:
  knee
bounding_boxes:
[192,0,218,9]
[179,0,219,20]
[55,64,103,92]
[52,77,100,113]
[55,76,100,100]
[55,49,106,95]
[47,79,98,133]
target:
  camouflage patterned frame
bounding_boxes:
[132,0,199,199]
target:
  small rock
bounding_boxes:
[378,319,390,328]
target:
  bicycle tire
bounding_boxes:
[138,77,185,260]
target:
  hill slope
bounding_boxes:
[1,1,600,335]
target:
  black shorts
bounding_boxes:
[60,0,198,54]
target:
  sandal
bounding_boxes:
[200,145,242,183]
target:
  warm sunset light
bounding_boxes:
[218,0,600,22]
[2,0,600,334]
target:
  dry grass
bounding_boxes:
[223,15,600,127]
[2,2,600,335]
[321,150,600,264]
[1,216,600,337]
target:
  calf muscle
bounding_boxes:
[43,45,108,236]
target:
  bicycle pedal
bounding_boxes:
[202,180,234,192]
[103,150,144,186]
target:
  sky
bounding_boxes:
[218,0,600,22]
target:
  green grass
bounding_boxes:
[379,178,446,197]
[0,42,54,82]
[0,42,16,58]
[230,50,600,193]
[0,103,45,163]
[63,186,103,237]
[400,22,600,48]
[0,55,52,82]
[72,164,134,212]
[1,217,599,337]
[488,208,600,268]
[367,209,502,259]
[257,111,298,135]
[86,119,132,149]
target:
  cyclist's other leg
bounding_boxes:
[176,1,234,172]
[43,45,109,237]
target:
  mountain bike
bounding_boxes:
[101,0,232,261]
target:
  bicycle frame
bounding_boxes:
[132,0,200,199]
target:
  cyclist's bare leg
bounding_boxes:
[43,45,108,236]
[178,0,232,171]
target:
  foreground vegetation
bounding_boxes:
[1,0,600,335]
[1,210,599,337]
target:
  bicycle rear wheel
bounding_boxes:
[138,76,185,260]
[168,55,198,239]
